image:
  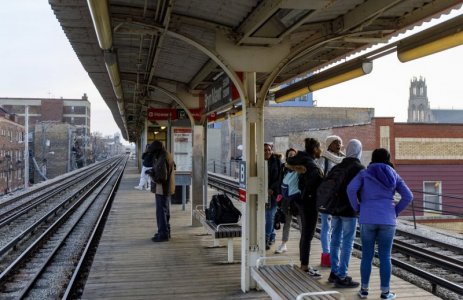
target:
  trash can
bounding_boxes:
[171,185,190,204]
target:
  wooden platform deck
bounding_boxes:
[81,163,440,300]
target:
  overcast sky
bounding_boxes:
[0,2,462,143]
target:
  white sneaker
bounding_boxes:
[275,243,287,254]
[146,187,151,191]
[134,186,143,190]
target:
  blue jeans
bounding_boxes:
[265,205,277,242]
[330,216,357,278]
[155,194,171,238]
[320,213,331,253]
[360,224,396,293]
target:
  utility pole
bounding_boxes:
[24,105,29,189]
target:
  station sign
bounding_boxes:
[147,107,206,122]
[205,73,241,113]
[147,108,176,121]
[239,161,246,202]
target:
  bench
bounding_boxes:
[193,205,242,263]
[251,257,343,300]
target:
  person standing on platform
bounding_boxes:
[134,144,154,191]
[327,139,365,288]
[286,138,323,278]
[264,143,282,250]
[317,135,345,267]
[275,148,298,254]
[347,148,413,300]
[149,140,176,242]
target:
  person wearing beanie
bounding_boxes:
[347,148,413,299]
[326,139,365,288]
[317,135,345,267]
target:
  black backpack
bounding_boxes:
[316,162,351,215]
[152,154,168,184]
[206,194,241,224]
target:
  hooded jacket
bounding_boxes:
[347,163,413,225]
[286,151,323,209]
[267,153,282,207]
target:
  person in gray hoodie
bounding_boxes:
[347,148,413,300]
[326,139,365,288]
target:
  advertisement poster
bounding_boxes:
[173,128,192,172]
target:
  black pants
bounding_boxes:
[155,194,171,238]
[295,201,318,265]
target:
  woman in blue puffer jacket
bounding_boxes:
[347,148,413,300]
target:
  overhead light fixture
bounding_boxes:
[397,14,463,62]
[274,60,373,103]
[161,126,166,130]
[87,0,112,50]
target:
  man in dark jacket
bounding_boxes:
[327,139,365,288]
[264,143,282,250]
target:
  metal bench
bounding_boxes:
[251,257,343,300]
[193,205,241,263]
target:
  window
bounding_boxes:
[423,181,442,212]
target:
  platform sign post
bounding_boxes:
[239,161,246,202]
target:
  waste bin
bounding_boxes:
[171,185,190,204]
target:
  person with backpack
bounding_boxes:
[148,140,176,242]
[275,148,298,254]
[134,144,154,191]
[317,135,345,267]
[264,143,282,250]
[286,138,323,278]
[347,148,413,300]
[321,139,365,288]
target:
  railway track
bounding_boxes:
[208,172,463,299]
[0,156,126,299]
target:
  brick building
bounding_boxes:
[276,117,463,216]
[0,95,91,182]
[0,107,25,194]
[0,94,91,137]
[33,122,74,180]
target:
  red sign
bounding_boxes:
[189,108,202,121]
[207,112,217,122]
[147,108,177,121]
[239,189,246,202]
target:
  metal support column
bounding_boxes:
[241,72,266,292]
[192,125,204,226]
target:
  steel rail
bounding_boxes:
[62,159,127,299]
[0,157,119,210]
[16,159,126,299]
[0,159,115,227]
[0,160,120,257]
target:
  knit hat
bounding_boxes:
[346,139,362,159]
[325,135,343,149]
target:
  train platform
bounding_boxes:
[81,163,440,300]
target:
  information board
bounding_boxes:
[172,128,192,172]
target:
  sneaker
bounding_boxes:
[335,276,359,288]
[357,288,369,299]
[275,243,287,254]
[328,271,339,283]
[146,187,151,191]
[380,292,396,299]
[307,267,322,279]
[134,186,143,190]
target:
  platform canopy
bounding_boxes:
[49,0,462,141]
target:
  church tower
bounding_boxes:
[408,77,432,122]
